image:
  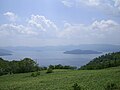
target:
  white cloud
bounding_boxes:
[1,18,120,45]
[61,0,73,7]
[0,24,38,37]
[1,12,120,46]
[61,0,120,16]
[0,14,58,38]
[59,23,88,39]
[59,20,120,44]
[28,15,58,31]
[92,20,119,31]
[79,0,100,6]
[3,12,18,22]
[114,0,120,10]
[27,15,58,38]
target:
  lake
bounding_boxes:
[1,50,104,67]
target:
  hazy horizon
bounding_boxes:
[0,43,120,48]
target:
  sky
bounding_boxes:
[0,0,120,47]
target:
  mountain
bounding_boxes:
[0,49,12,56]
[64,49,102,54]
[1,44,120,52]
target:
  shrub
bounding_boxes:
[104,82,120,90]
[31,71,40,77]
[72,83,81,90]
[31,72,37,77]
[46,68,53,73]
[36,71,40,75]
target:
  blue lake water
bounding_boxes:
[1,51,104,67]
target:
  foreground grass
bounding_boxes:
[0,67,120,90]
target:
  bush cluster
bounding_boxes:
[48,64,77,70]
[46,68,53,73]
[72,83,81,90]
[31,71,40,77]
[104,82,120,90]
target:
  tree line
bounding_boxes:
[80,52,120,70]
[0,58,41,76]
[0,58,77,76]
[48,64,77,70]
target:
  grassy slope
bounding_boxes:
[0,67,120,90]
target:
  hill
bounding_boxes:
[64,49,102,54]
[0,49,12,56]
[3,44,120,52]
[0,67,120,90]
[80,52,120,70]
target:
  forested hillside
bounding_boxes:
[80,52,120,70]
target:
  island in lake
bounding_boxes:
[64,49,102,54]
[0,49,12,56]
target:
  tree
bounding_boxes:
[49,65,54,69]
[19,58,38,73]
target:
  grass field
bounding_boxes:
[0,66,120,90]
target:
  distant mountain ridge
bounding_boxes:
[0,49,12,56]
[1,44,120,52]
[64,49,102,54]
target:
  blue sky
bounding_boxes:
[0,0,120,46]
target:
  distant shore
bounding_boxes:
[64,49,102,54]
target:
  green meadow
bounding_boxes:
[0,66,120,90]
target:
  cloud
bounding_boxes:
[79,0,100,6]
[61,0,120,16]
[92,20,119,31]
[59,23,88,39]
[27,15,58,38]
[1,12,120,46]
[3,12,18,22]
[61,0,73,7]
[114,0,120,10]
[59,20,120,44]
[28,15,58,31]
[0,24,38,37]
[0,14,58,38]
